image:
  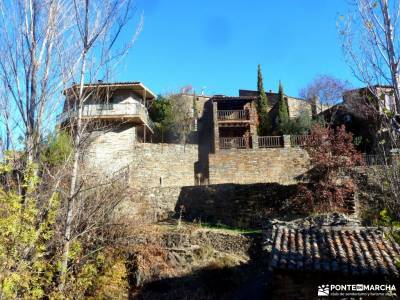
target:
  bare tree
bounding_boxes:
[299,74,351,113]
[339,0,400,112]
[0,0,143,294]
[339,0,400,220]
[0,0,70,163]
[59,0,141,290]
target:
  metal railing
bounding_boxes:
[57,102,154,130]
[219,137,250,149]
[290,135,309,147]
[258,136,283,148]
[217,110,249,121]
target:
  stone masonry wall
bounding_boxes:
[84,123,309,188]
[208,148,309,185]
[117,183,301,228]
[84,124,137,174]
[84,127,199,187]
[286,97,312,119]
[129,143,198,188]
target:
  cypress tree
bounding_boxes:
[277,81,290,133]
[256,65,270,135]
[257,64,264,93]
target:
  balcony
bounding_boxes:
[218,135,311,150]
[258,136,284,148]
[57,102,154,131]
[219,137,251,149]
[217,110,250,121]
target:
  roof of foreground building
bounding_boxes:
[264,214,400,277]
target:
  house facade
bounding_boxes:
[59,81,157,173]
[58,81,312,185]
[60,81,156,140]
[211,95,259,151]
[320,85,397,153]
[209,90,315,152]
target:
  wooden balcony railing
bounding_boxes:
[258,136,283,148]
[57,102,154,130]
[96,103,114,111]
[290,135,309,147]
[219,137,250,149]
[217,110,249,121]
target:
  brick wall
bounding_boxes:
[209,148,309,185]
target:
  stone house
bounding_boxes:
[59,81,156,173]
[343,85,396,115]
[239,89,314,120]
[208,90,315,152]
[320,85,397,153]
[57,81,311,186]
[211,95,259,151]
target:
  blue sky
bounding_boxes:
[118,0,360,97]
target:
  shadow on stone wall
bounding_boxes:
[175,183,303,228]
[196,100,214,183]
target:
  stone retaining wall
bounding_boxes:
[209,148,309,185]
[117,183,300,228]
[129,143,198,188]
[84,124,137,174]
[85,135,199,187]
[84,125,310,188]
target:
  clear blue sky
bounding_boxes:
[118,0,360,97]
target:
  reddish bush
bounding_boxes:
[294,124,363,213]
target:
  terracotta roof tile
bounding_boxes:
[267,225,400,277]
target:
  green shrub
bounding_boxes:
[40,131,72,166]
[280,110,311,135]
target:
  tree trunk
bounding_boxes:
[381,0,400,113]
[59,52,87,291]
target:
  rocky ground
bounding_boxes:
[123,221,270,300]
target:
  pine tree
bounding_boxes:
[277,81,290,133]
[256,65,270,135]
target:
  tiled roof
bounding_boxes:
[64,81,156,99]
[266,224,400,277]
